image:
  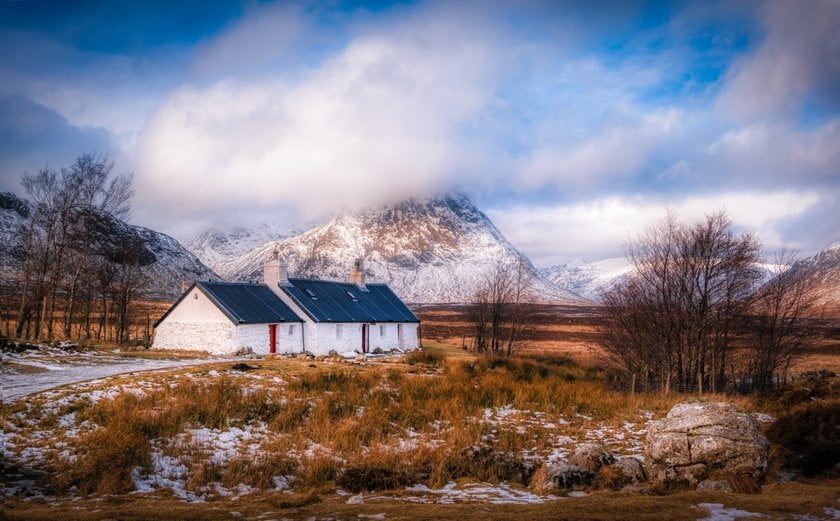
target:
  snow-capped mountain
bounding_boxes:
[185,223,304,273]
[0,191,29,281]
[539,257,634,300]
[0,190,215,299]
[216,194,586,304]
[541,257,786,301]
[785,242,840,314]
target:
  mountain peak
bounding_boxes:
[200,194,586,304]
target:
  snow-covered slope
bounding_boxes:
[786,242,840,313]
[539,257,633,300]
[219,195,586,304]
[185,223,303,274]
[0,190,215,300]
[0,191,29,281]
[541,257,785,301]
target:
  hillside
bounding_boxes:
[211,195,586,304]
[185,222,304,273]
[787,242,840,315]
[0,190,215,300]
[538,258,634,300]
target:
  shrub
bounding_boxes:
[404,348,444,367]
[766,399,840,477]
[337,465,418,492]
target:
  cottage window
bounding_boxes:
[336,324,342,339]
[288,324,295,335]
[379,324,385,337]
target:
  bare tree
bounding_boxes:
[600,212,762,393]
[744,250,815,391]
[469,260,533,356]
[13,154,135,341]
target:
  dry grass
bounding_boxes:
[4,319,839,518]
[3,479,839,520]
[6,348,690,498]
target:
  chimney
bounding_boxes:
[264,248,289,287]
[349,258,366,288]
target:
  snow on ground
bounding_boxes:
[697,503,764,520]
[400,481,560,504]
[1,346,234,402]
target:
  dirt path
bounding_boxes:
[1,349,233,402]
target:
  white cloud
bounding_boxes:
[134,7,505,223]
[717,0,840,122]
[518,107,682,189]
[189,3,311,78]
[705,118,840,184]
[487,190,822,266]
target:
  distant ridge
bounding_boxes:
[193,194,587,305]
[0,190,216,300]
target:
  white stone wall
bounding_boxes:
[152,288,238,354]
[153,321,237,354]
[233,323,304,355]
[368,322,420,352]
[306,322,420,355]
[308,322,359,355]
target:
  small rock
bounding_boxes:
[697,479,733,493]
[346,494,364,505]
[613,456,647,483]
[546,463,594,488]
[620,484,655,495]
[569,442,614,473]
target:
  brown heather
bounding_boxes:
[32,343,737,496]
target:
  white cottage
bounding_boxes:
[152,258,420,356]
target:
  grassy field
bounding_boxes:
[3,306,840,520]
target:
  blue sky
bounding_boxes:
[0,0,837,266]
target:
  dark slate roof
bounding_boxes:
[280,278,419,323]
[155,281,303,327]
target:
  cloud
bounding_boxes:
[0,95,111,191]
[487,190,823,266]
[717,0,840,122]
[189,3,312,78]
[517,107,683,190]
[134,4,507,223]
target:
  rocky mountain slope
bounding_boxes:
[213,195,587,304]
[538,258,634,300]
[541,257,790,302]
[186,223,303,273]
[0,190,215,299]
[786,242,840,314]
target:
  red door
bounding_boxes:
[362,324,368,353]
[269,324,277,354]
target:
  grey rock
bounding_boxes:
[645,401,768,486]
[545,463,594,488]
[569,442,615,473]
[620,484,655,495]
[697,479,733,493]
[613,456,647,483]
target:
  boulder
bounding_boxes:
[569,443,614,473]
[697,479,733,493]
[545,463,594,488]
[613,456,647,483]
[645,401,768,486]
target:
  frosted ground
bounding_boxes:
[1,345,231,402]
[2,349,839,520]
